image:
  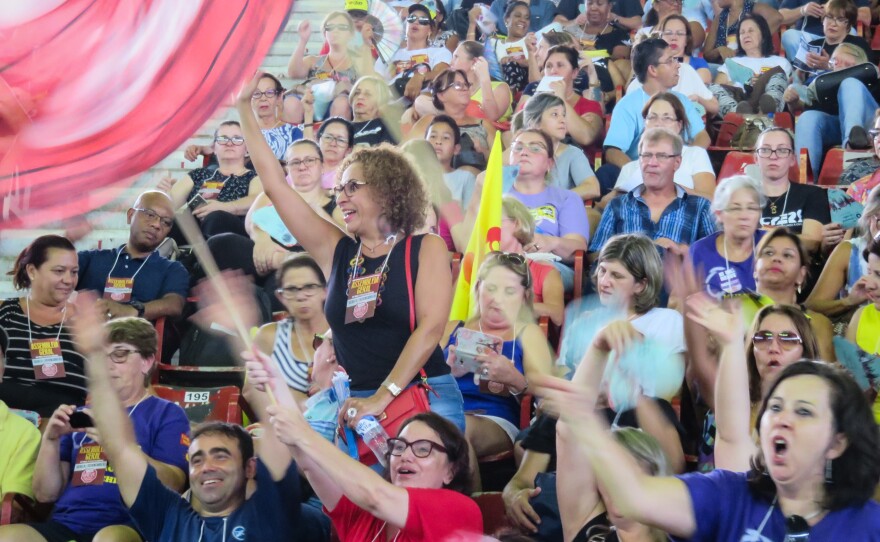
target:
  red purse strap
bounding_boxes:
[405,236,429,383]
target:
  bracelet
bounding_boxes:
[510,380,529,396]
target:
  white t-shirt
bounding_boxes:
[627,62,714,100]
[633,307,686,354]
[494,36,529,62]
[615,145,713,191]
[717,55,793,89]
[377,46,453,82]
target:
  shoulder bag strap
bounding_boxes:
[405,236,429,384]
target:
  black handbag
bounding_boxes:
[814,63,880,115]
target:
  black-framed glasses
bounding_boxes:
[752,331,803,351]
[785,515,811,541]
[286,156,322,168]
[755,147,793,158]
[251,89,281,100]
[320,134,349,147]
[387,437,448,457]
[331,179,369,198]
[638,152,680,161]
[132,207,174,228]
[822,14,848,24]
[312,333,332,350]
[106,348,141,364]
[324,23,351,31]
[276,283,323,299]
[406,15,432,25]
[215,136,245,146]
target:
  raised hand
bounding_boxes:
[297,20,312,42]
[685,292,744,346]
[591,319,644,353]
[236,71,264,105]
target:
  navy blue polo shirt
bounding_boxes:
[77,246,188,303]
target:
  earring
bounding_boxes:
[796,282,802,295]
[825,458,833,484]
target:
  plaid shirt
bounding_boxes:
[589,185,717,252]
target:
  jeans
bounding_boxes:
[350,373,466,433]
[553,261,576,293]
[795,78,879,174]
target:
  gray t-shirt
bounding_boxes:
[444,169,476,208]
[550,144,596,192]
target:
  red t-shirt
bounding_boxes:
[327,487,483,541]
[528,260,554,303]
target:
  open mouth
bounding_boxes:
[202,479,222,487]
[773,437,788,457]
[342,209,356,223]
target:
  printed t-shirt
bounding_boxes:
[379,47,452,82]
[673,469,880,542]
[52,396,190,535]
[130,460,301,542]
[494,36,529,62]
[508,186,591,240]
[689,230,767,299]
[760,182,831,233]
[327,487,483,541]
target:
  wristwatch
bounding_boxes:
[383,380,403,397]
[129,300,146,318]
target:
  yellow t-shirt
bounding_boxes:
[471,81,513,123]
[0,401,41,499]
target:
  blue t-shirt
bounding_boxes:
[674,469,880,541]
[508,186,591,241]
[690,57,710,71]
[689,230,766,299]
[53,396,190,535]
[130,459,301,542]
[446,324,525,425]
[77,246,189,303]
[604,88,705,160]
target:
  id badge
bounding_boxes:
[103,277,133,303]
[30,339,66,380]
[345,273,382,324]
[72,444,107,486]
[199,181,224,200]
[726,34,738,50]
[479,378,511,396]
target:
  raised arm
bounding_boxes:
[236,72,345,277]
[805,242,866,318]
[288,21,317,79]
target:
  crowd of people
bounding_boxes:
[2,0,880,539]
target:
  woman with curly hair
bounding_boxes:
[237,73,466,432]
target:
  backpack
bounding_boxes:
[729,115,774,151]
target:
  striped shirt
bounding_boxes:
[0,298,88,409]
[589,185,717,253]
[271,318,310,394]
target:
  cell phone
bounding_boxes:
[186,193,208,212]
[68,410,93,429]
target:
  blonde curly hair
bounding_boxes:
[336,144,428,235]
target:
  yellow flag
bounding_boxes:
[449,131,503,321]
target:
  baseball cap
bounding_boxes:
[408,3,435,20]
[345,0,369,16]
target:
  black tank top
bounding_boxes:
[324,234,449,391]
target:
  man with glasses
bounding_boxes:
[753,128,831,253]
[603,38,710,173]
[0,317,191,542]
[378,4,451,101]
[590,128,715,262]
[76,190,188,322]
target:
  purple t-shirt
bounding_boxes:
[509,186,590,241]
[53,396,190,535]
[674,469,880,542]
[689,230,766,299]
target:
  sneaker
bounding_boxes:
[847,126,871,150]
[758,93,778,115]
[735,101,755,114]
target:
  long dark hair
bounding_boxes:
[734,13,774,57]
[748,361,880,509]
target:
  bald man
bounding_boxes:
[77,191,188,321]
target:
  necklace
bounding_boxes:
[361,233,397,253]
[767,187,790,215]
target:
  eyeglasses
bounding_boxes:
[286,156,322,168]
[251,89,281,100]
[324,24,351,31]
[755,147,793,158]
[661,30,687,38]
[443,81,471,92]
[723,205,762,214]
[638,152,680,161]
[784,515,810,541]
[320,134,349,147]
[106,348,141,364]
[332,179,369,198]
[312,333,333,350]
[656,56,681,65]
[510,142,549,155]
[752,331,803,351]
[387,437,448,458]
[868,128,880,139]
[132,207,174,229]
[406,15,432,25]
[645,113,679,124]
[822,15,848,24]
[276,283,323,299]
[215,136,245,146]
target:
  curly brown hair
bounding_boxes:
[336,144,427,235]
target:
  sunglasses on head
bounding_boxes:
[488,251,532,288]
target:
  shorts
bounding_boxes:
[27,521,94,542]
[473,414,520,443]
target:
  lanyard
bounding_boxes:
[107,246,152,284]
[26,296,66,344]
[722,233,756,295]
[348,234,399,289]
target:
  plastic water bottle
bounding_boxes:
[355,416,390,467]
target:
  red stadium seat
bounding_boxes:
[471,492,514,536]
[817,148,874,186]
[153,384,242,425]
[717,151,808,184]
